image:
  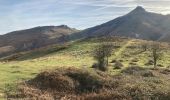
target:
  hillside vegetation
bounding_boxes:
[0,36,170,99]
[9,67,170,100]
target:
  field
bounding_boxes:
[0,37,170,99]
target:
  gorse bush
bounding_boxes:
[114,61,124,69]
[8,66,170,100]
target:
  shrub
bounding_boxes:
[91,62,107,71]
[121,66,146,75]
[10,67,170,100]
[29,71,76,93]
[145,60,153,65]
[157,64,164,67]
[131,59,139,62]
[129,62,137,65]
[91,63,98,68]
[119,59,123,62]
[161,69,170,75]
[142,71,155,77]
[92,43,114,71]
[167,66,170,69]
[141,42,148,52]
[110,59,116,63]
[114,61,124,69]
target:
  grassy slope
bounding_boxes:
[0,37,170,99]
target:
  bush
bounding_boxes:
[91,63,98,68]
[145,60,153,65]
[110,59,116,63]
[119,59,123,62]
[10,67,170,100]
[131,59,139,62]
[142,71,155,77]
[167,66,170,69]
[114,61,124,69]
[157,64,164,67]
[25,68,114,94]
[91,62,108,71]
[29,70,76,93]
[129,62,137,65]
[161,69,170,75]
[98,61,108,71]
[121,66,146,75]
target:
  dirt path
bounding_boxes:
[114,40,134,58]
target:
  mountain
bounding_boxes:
[0,25,78,57]
[2,6,170,58]
[70,6,170,41]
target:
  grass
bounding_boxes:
[0,37,170,99]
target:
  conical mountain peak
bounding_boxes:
[134,6,145,11]
[129,6,146,14]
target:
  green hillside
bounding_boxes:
[0,37,170,99]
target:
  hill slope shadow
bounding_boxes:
[1,44,69,61]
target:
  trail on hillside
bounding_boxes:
[113,40,134,59]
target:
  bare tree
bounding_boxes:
[141,42,147,52]
[92,42,114,71]
[104,43,114,66]
[151,42,162,68]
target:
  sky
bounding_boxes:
[0,0,170,34]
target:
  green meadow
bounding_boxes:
[0,37,170,99]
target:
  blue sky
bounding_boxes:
[0,0,170,34]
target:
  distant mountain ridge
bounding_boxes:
[70,6,170,41]
[1,6,170,58]
[0,25,78,57]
